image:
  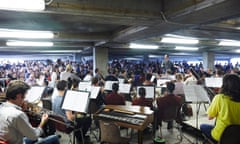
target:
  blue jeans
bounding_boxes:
[24,135,60,144]
[200,124,217,144]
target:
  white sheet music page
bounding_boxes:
[104,81,118,91]
[205,77,222,88]
[119,83,131,94]
[62,90,89,113]
[157,79,171,87]
[25,86,45,103]
[90,86,101,99]
[137,86,155,98]
[183,85,210,103]
[78,81,92,91]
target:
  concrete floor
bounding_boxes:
[58,103,212,144]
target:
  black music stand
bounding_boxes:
[61,90,90,144]
[183,85,210,144]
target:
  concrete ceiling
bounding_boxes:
[0,0,240,60]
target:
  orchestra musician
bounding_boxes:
[52,80,91,144]
[132,87,153,109]
[0,80,60,144]
[104,83,125,105]
[200,74,240,143]
[156,82,182,129]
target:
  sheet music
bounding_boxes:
[104,81,119,91]
[62,90,89,113]
[205,77,222,88]
[25,86,45,103]
[119,83,131,94]
[90,86,101,99]
[183,85,210,103]
[137,86,155,98]
[78,81,92,91]
[118,78,125,83]
[157,79,171,87]
[150,75,156,82]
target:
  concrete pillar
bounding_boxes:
[203,52,215,71]
[93,47,109,77]
[143,53,149,64]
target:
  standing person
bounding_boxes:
[0,80,59,144]
[162,54,174,74]
[200,74,240,143]
[52,80,92,144]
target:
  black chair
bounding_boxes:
[219,124,240,144]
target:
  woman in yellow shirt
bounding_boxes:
[200,74,240,143]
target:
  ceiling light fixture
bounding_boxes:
[0,29,54,39]
[129,43,158,49]
[6,40,53,47]
[219,40,240,47]
[175,46,199,51]
[161,37,199,44]
[0,0,45,11]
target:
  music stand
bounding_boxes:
[61,90,90,144]
[183,85,210,144]
[25,86,45,103]
[136,86,155,99]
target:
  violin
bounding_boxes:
[23,102,74,137]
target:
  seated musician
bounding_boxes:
[132,87,153,109]
[0,80,60,144]
[200,74,240,143]
[104,83,125,105]
[52,80,92,144]
[156,82,182,129]
[91,77,105,109]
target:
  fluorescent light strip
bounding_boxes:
[219,40,240,47]
[129,43,158,49]
[175,46,199,51]
[161,37,199,44]
[236,49,240,53]
[6,41,53,47]
[0,29,54,39]
[0,0,45,11]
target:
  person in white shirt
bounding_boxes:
[0,80,59,144]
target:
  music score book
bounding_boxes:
[61,90,90,113]
[183,85,210,103]
[205,77,222,88]
[25,86,45,103]
[90,86,101,99]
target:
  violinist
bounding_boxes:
[0,80,60,144]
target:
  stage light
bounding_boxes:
[0,0,45,11]
[175,46,199,51]
[161,37,199,44]
[129,43,158,49]
[6,40,53,47]
[0,29,54,39]
[219,40,240,47]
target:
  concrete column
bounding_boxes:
[203,52,215,71]
[93,47,109,77]
[143,53,149,64]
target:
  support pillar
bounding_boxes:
[203,52,215,71]
[93,47,109,77]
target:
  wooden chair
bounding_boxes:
[99,120,131,144]
[219,124,240,144]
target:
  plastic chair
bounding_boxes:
[99,120,131,144]
[219,124,240,144]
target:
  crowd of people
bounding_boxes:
[0,55,240,143]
